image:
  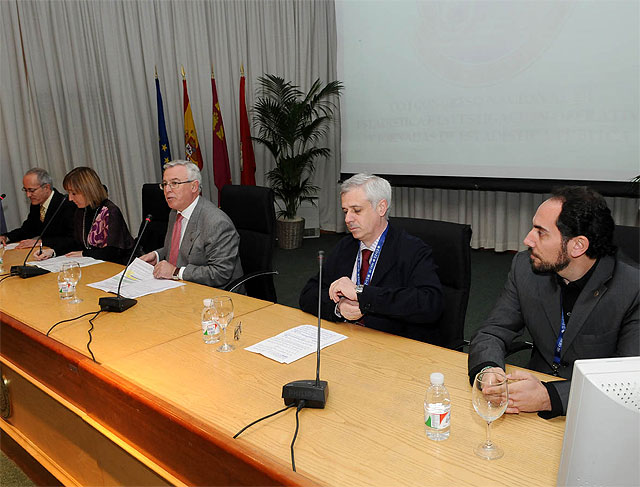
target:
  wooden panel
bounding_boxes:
[0,313,313,486]
[0,363,173,486]
[107,304,566,487]
[0,249,272,363]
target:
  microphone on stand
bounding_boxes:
[282,250,329,409]
[11,195,69,278]
[98,214,152,313]
[0,194,6,200]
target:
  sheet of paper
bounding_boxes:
[29,255,104,272]
[87,258,184,298]
[245,324,348,364]
[4,243,19,250]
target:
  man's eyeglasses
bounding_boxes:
[22,185,44,194]
[159,180,195,191]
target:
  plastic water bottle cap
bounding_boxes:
[203,298,213,307]
[430,372,444,385]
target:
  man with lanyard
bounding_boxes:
[468,186,639,419]
[299,174,444,343]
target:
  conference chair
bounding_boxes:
[220,185,278,302]
[139,183,171,253]
[613,224,639,266]
[389,217,472,350]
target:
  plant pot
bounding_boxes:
[276,217,305,249]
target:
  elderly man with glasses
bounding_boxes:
[140,160,243,288]
[1,167,75,253]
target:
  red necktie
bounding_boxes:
[168,214,184,266]
[360,249,372,284]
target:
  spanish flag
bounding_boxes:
[239,65,256,185]
[183,73,203,170]
[212,69,231,203]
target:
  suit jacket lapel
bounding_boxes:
[538,273,563,340]
[561,257,613,352]
[178,199,202,266]
[43,191,62,224]
[369,224,396,286]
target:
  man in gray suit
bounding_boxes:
[140,160,242,288]
[468,186,638,419]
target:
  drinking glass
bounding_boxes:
[61,262,82,304]
[213,296,234,352]
[472,370,509,460]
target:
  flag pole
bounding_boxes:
[181,65,186,80]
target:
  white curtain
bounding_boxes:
[0,0,341,233]
[390,187,639,252]
[2,0,636,248]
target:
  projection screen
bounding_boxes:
[336,0,639,183]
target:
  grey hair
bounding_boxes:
[163,160,202,185]
[341,173,392,217]
[25,167,53,188]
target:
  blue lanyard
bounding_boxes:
[552,307,567,375]
[356,226,388,286]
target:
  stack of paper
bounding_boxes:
[246,325,348,364]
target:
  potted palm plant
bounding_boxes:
[253,74,343,249]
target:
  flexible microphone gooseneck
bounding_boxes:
[281,250,329,408]
[11,195,69,278]
[98,214,152,313]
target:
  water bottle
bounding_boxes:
[424,372,451,441]
[57,272,73,300]
[201,299,220,344]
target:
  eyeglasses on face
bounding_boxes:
[22,185,44,194]
[159,180,195,191]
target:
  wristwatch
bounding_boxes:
[355,284,364,300]
[172,267,180,280]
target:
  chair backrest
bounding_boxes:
[140,183,171,254]
[221,185,277,302]
[613,224,639,267]
[389,217,472,350]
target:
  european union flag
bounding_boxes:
[156,76,172,170]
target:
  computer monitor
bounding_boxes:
[557,356,640,486]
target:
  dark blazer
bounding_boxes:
[299,224,444,343]
[156,197,243,288]
[2,189,75,254]
[70,199,135,264]
[468,251,639,415]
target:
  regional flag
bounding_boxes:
[155,74,172,169]
[212,71,231,203]
[183,77,204,170]
[239,66,256,185]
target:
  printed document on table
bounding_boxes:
[30,255,104,272]
[87,258,185,298]
[4,243,19,250]
[245,324,348,364]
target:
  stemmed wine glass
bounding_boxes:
[61,261,83,304]
[213,296,234,352]
[472,370,509,460]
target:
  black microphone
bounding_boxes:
[0,194,6,200]
[98,214,152,313]
[11,195,69,278]
[282,250,329,408]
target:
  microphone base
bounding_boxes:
[99,296,137,313]
[282,380,328,409]
[11,265,50,278]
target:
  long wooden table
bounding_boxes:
[0,249,566,486]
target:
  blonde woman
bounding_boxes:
[35,167,134,264]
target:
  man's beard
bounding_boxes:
[528,244,570,274]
